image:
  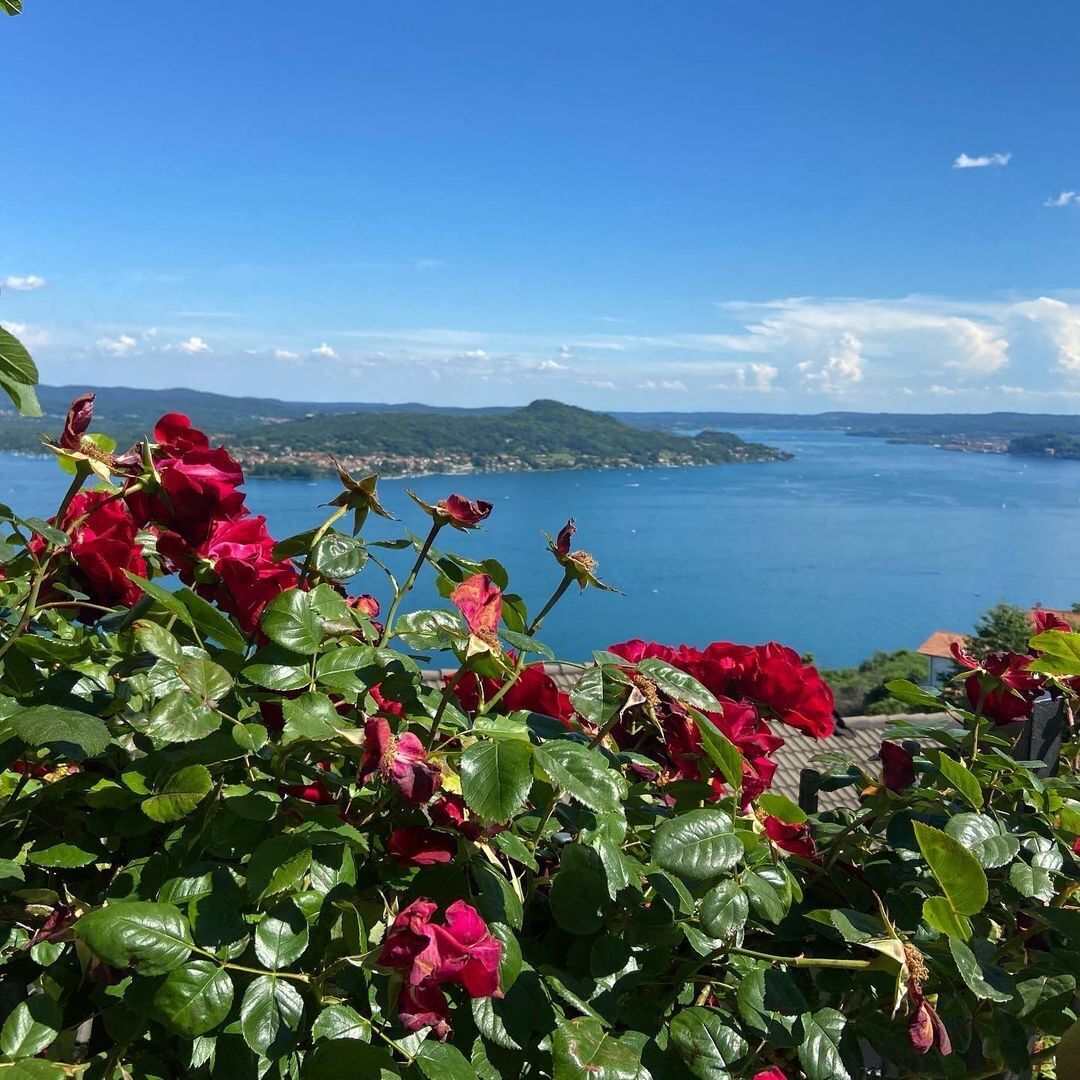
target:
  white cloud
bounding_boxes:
[734,362,779,391]
[98,333,138,357]
[1045,191,1080,208]
[583,378,616,390]
[2,275,47,292]
[174,336,211,355]
[273,348,300,361]
[311,342,337,359]
[953,152,1011,169]
[637,378,687,391]
[1,321,49,347]
[1013,297,1080,373]
[798,332,865,392]
[944,318,1008,375]
[538,359,569,371]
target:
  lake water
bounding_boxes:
[4,430,1080,669]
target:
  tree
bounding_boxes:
[969,600,1031,657]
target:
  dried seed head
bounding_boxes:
[904,942,929,985]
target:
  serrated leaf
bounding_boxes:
[415,1041,480,1080]
[669,1006,747,1079]
[691,712,744,800]
[1009,862,1055,902]
[913,820,987,915]
[460,738,533,824]
[261,590,322,654]
[153,960,234,1037]
[932,751,983,809]
[0,996,61,1058]
[282,693,342,745]
[948,937,1014,1002]
[144,688,222,744]
[552,1016,644,1079]
[142,764,213,822]
[254,899,309,970]
[885,679,945,709]
[240,974,303,1058]
[311,1003,370,1042]
[637,658,722,712]
[944,813,1019,868]
[75,901,192,975]
[798,1008,851,1080]
[15,705,110,759]
[700,880,749,940]
[27,842,97,868]
[653,810,743,884]
[533,741,624,813]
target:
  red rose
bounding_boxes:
[59,392,95,450]
[387,828,458,866]
[950,644,1043,725]
[347,594,380,619]
[62,491,147,608]
[752,1070,790,1080]
[453,661,574,727]
[1032,609,1071,634]
[440,494,492,528]
[763,815,816,859]
[279,779,336,805]
[379,897,502,1038]
[153,413,210,455]
[880,740,916,791]
[450,573,502,639]
[360,716,441,804]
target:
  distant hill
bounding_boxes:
[230,399,790,476]
[1010,433,1080,459]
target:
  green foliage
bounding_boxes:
[969,599,1032,658]
[822,649,931,716]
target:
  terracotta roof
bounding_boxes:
[916,631,967,659]
[422,665,945,810]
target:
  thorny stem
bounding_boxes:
[378,521,441,647]
[426,665,468,750]
[729,945,883,970]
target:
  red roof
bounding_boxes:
[916,631,968,659]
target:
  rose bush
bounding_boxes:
[0,388,1078,1079]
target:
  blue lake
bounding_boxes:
[4,430,1080,668]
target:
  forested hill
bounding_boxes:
[231,399,789,476]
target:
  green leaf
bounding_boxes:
[240,974,304,1058]
[27,842,97,868]
[653,810,743,884]
[75,901,193,975]
[691,713,744,799]
[460,738,534,824]
[282,693,342,745]
[246,835,312,901]
[310,529,368,581]
[885,679,945,709]
[1009,862,1055,902]
[551,1016,644,1080]
[15,705,110,759]
[142,764,214,822]
[302,1040,397,1077]
[254,899,309,970]
[0,996,61,1058]
[175,587,248,653]
[755,792,807,824]
[669,1007,747,1079]
[311,1004,370,1041]
[314,645,377,691]
[153,960,234,1037]
[0,327,41,416]
[743,867,791,925]
[1029,629,1080,675]
[533,741,625,813]
[798,1008,852,1080]
[550,868,609,935]
[570,667,630,730]
[415,1041,480,1080]
[944,813,1019,868]
[134,620,185,664]
[178,656,234,703]
[637,658,722,711]
[922,895,972,941]
[261,590,322,654]
[700,880,750,940]
[948,937,1014,1003]
[932,751,983,809]
[0,2,24,20]
[144,688,221,744]
[913,820,988,915]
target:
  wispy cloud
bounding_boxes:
[2,275,47,292]
[636,378,687,391]
[1,321,49,347]
[273,348,300,361]
[1044,190,1080,208]
[98,334,138,357]
[311,342,337,359]
[953,152,1011,169]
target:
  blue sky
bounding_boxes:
[5,1,1080,411]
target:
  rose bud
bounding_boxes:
[880,740,916,792]
[59,392,95,450]
[408,490,493,531]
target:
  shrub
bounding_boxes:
[0,394,1079,1080]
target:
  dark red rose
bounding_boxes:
[429,793,503,842]
[26,903,78,949]
[1073,837,1080,855]
[908,986,952,1056]
[1032,609,1071,634]
[880,740,916,791]
[59,392,95,450]
[763,815,816,859]
[279,778,335,805]
[951,643,1043,725]
[452,661,574,728]
[360,716,441,803]
[347,594,380,619]
[379,898,502,1038]
[387,827,458,866]
[369,684,406,719]
[62,491,147,608]
[752,1070,790,1080]
[439,494,492,528]
[450,573,502,639]
[555,518,575,557]
[153,413,210,455]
